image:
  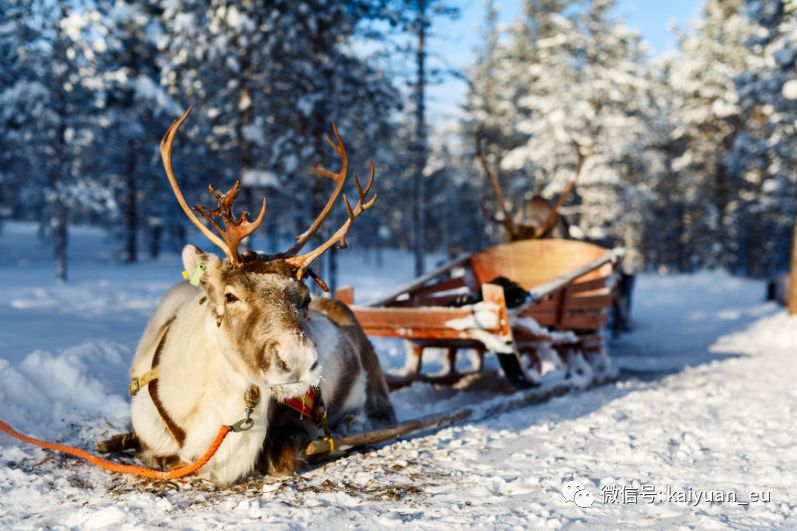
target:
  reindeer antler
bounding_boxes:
[534,141,591,238]
[284,124,377,289]
[193,179,267,265]
[160,106,267,266]
[476,134,520,239]
[286,124,349,255]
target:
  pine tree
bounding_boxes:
[468,0,655,267]
[0,0,114,280]
[729,0,797,276]
[667,0,756,270]
[158,1,400,290]
[90,0,175,263]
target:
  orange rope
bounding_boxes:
[0,419,230,480]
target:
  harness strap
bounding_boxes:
[129,317,186,447]
[282,387,335,451]
[147,337,186,446]
[128,367,158,397]
[283,387,317,419]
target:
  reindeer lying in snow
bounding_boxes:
[129,107,394,486]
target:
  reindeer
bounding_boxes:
[128,107,395,486]
[477,139,591,241]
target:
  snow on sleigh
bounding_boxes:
[335,239,625,390]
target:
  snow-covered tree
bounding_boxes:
[728,0,797,275]
[90,0,177,262]
[465,0,655,267]
[0,0,116,280]
[464,0,579,203]
[667,0,757,269]
[157,1,400,290]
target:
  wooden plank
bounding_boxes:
[509,249,623,318]
[526,313,558,327]
[353,304,503,340]
[481,283,512,337]
[562,312,608,331]
[415,291,470,307]
[369,254,472,307]
[525,292,561,313]
[566,294,613,310]
[362,326,476,340]
[411,276,468,297]
[334,286,354,305]
[470,240,620,290]
[516,290,564,329]
[356,307,478,329]
[569,287,611,299]
[569,277,611,294]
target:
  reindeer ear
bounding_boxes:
[181,244,205,275]
[182,244,224,287]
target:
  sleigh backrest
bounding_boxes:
[468,239,612,290]
[470,240,618,341]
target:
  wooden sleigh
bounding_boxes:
[335,239,625,389]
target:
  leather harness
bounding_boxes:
[129,317,187,446]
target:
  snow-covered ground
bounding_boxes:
[1,223,795,529]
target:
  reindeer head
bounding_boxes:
[161,106,377,399]
[475,134,589,241]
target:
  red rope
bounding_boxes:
[0,419,229,480]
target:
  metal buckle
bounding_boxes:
[128,379,141,397]
[230,408,255,433]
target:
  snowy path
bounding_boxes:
[1,225,796,529]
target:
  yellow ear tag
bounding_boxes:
[184,263,206,286]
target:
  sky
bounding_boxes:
[425,0,703,122]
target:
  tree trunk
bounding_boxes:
[788,219,797,315]
[149,223,161,259]
[53,3,68,281]
[54,200,68,282]
[413,0,427,277]
[237,79,253,254]
[328,244,338,294]
[124,144,138,263]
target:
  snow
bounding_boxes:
[1,223,796,528]
[513,315,579,344]
[443,304,522,354]
[444,302,500,330]
[782,79,797,100]
[241,168,279,188]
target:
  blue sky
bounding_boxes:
[426,0,703,121]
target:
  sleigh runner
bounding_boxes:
[336,239,624,389]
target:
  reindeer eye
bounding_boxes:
[225,293,238,304]
[301,295,311,309]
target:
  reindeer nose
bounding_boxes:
[310,359,319,371]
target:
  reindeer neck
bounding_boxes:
[158,299,266,425]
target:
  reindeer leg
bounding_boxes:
[259,401,317,476]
